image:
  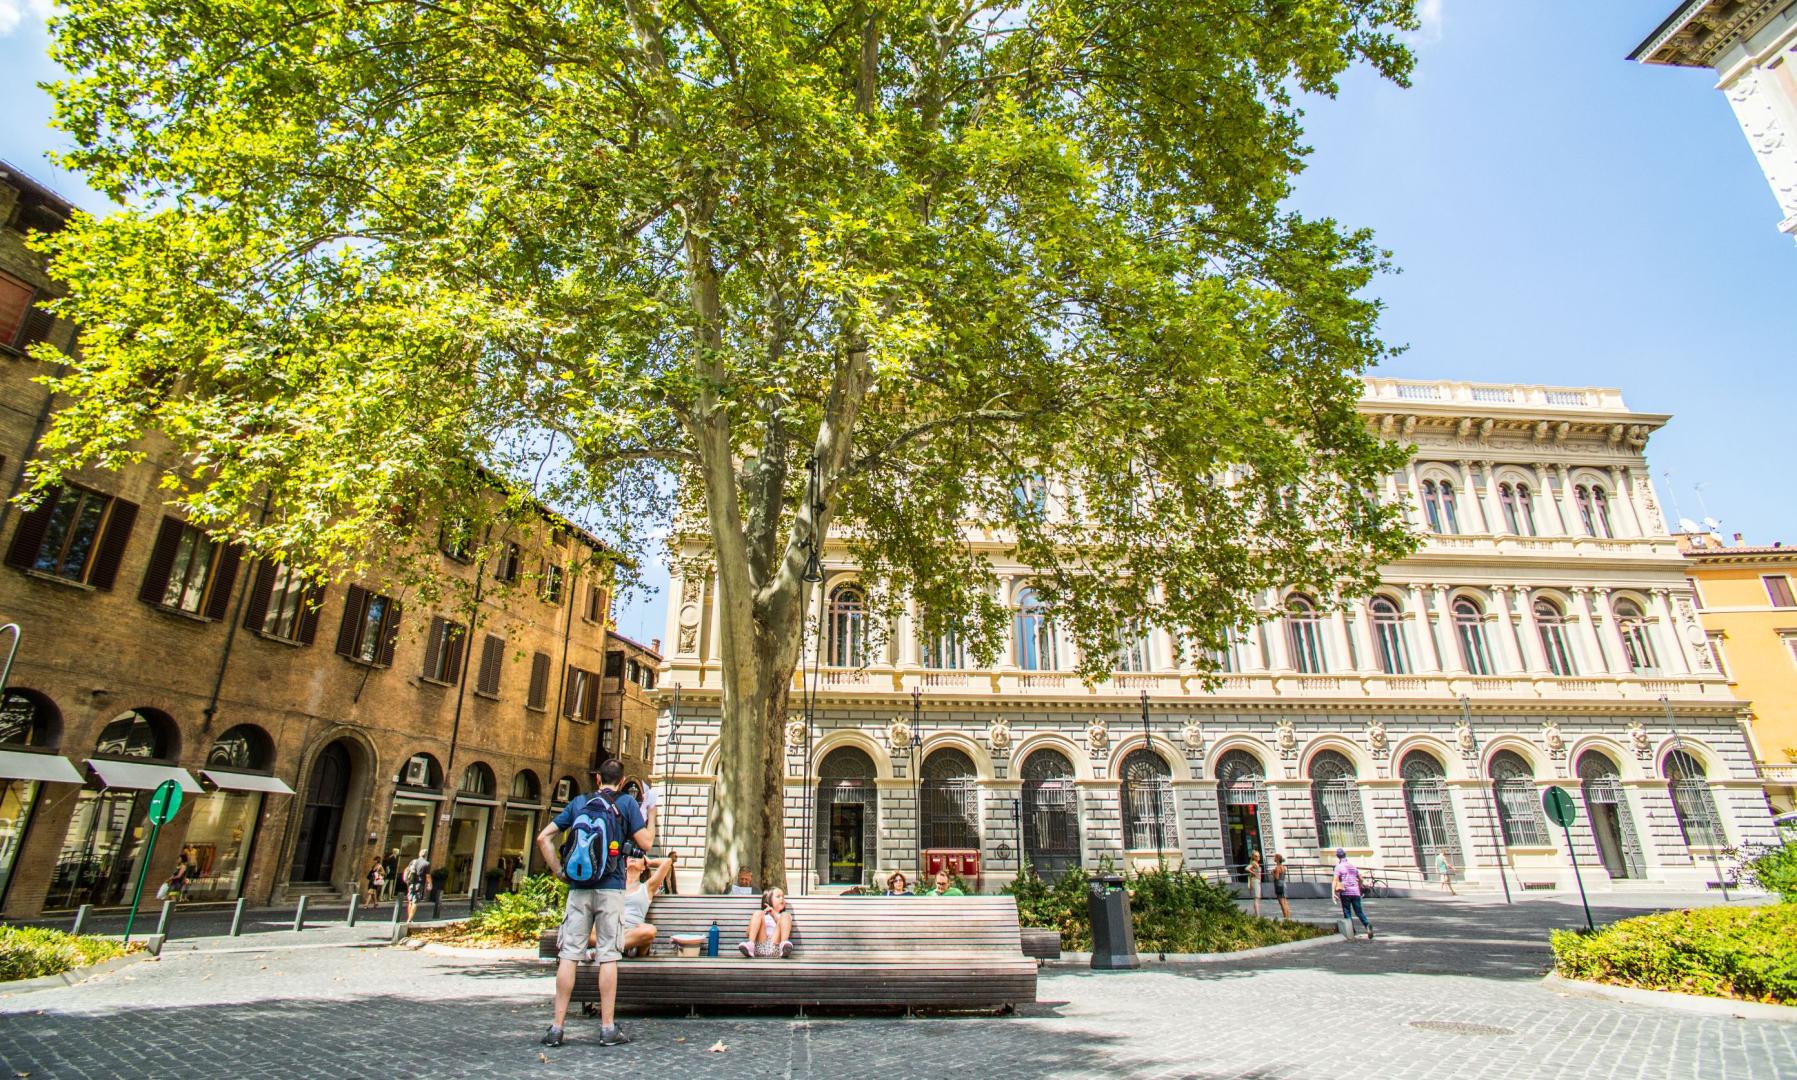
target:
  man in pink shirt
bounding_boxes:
[1331,847,1374,939]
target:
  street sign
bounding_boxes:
[147,779,183,825]
[1542,785,1577,828]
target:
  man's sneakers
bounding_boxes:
[598,1025,632,1046]
[541,1026,564,1047]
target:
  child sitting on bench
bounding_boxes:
[738,887,794,958]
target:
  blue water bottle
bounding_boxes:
[707,921,720,957]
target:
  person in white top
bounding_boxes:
[619,851,677,958]
[728,868,757,895]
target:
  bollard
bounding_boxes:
[154,899,174,939]
[293,894,309,932]
[71,904,92,936]
[347,894,359,927]
[230,897,247,937]
[431,896,441,921]
[392,896,403,925]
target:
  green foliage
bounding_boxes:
[1735,844,1797,904]
[0,926,129,983]
[1005,863,1326,953]
[1551,904,1797,1005]
[1004,864,1097,949]
[461,874,569,943]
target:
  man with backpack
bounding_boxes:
[536,759,652,1048]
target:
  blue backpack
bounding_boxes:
[561,790,627,887]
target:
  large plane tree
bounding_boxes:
[32,0,1418,890]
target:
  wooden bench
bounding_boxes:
[535,895,1037,1012]
[1020,927,1062,962]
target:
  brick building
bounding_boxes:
[0,162,620,918]
[598,631,663,786]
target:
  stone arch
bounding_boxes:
[916,731,993,778]
[1479,735,1547,776]
[282,727,380,887]
[1107,733,1195,781]
[0,687,63,748]
[1010,731,1093,781]
[1388,733,1464,779]
[1300,734,1373,778]
[1655,737,1725,780]
[809,729,894,780]
[1566,735,1640,781]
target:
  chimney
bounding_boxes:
[1734,533,1744,545]
[651,638,661,654]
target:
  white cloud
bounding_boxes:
[1413,0,1445,45]
[0,0,53,37]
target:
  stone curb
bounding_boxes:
[415,942,539,960]
[1542,972,1797,1023]
[1055,929,1345,967]
[0,952,150,997]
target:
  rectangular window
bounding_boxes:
[422,616,467,684]
[627,658,641,685]
[1765,575,1796,608]
[1783,634,1797,671]
[526,651,551,711]
[476,634,505,697]
[564,666,598,721]
[641,666,655,691]
[584,582,606,623]
[0,272,53,350]
[161,523,219,613]
[262,564,310,639]
[642,732,653,761]
[494,543,521,583]
[5,485,138,589]
[334,585,401,666]
[604,650,623,678]
[438,520,473,563]
[540,562,564,604]
[138,515,240,618]
[622,725,633,756]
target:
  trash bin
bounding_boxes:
[1087,873,1139,970]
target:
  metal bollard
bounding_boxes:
[431,896,441,921]
[347,894,359,927]
[293,894,309,932]
[230,897,247,937]
[392,896,403,925]
[71,904,92,935]
[154,900,174,939]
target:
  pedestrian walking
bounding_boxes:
[402,849,431,923]
[364,857,384,907]
[1245,850,1263,918]
[1331,847,1373,939]
[1271,853,1291,920]
[1433,850,1458,896]
[537,758,652,1049]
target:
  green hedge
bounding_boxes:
[1736,843,1797,904]
[461,874,570,943]
[0,926,130,983]
[1551,904,1797,1005]
[1004,862,1328,953]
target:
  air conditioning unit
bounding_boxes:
[403,756,430,786]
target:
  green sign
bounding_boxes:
[1542,785,1577,829]
[147,778,184,825]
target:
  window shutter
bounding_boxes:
[3,489,58,571]
[422,617,445,679]
[335,584,368,657]
[203,542,242,620]
[242,561,277,631]
[297,584,325,645]
[444,624,466,685]
[87,498,139,591]
[478,635,504,696]
[18,307,57,350]
[137,516,186,605]
[583,671,600,722]
[563,668,580,717]
[378,600,401,666]
[527,652,549,709]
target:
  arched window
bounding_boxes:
[1663,749,1724,848]
[1489,750,1550,846]
[1308,749,1366,849]
[1015,588,1058,671]
[1422,479,1460,535]
[1119,747,1175,851]
[1591,486,1614,538]
[1369,597,1409,675]
[817,746,879,885]
[1534,598,1576,677]
[510,770,541,802]
[95,709,174,760]
[1400,750,1460,873]
[920,748,979,850]
[826,585,868,668]
[554,775,579,805]
[1021,749,1080,879]
[1613,598,1658,673]
[0,690,58,747]
[1216,749,1271,874]
[1012,473,1048,519]
[206,725,274,771]
[1285,596,1327,674]
[459,762,496,798]
[398,752,444,788]
[1453,598,1493,675]
[1499,482,1537,536]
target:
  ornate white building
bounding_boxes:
[653,379,1780,894]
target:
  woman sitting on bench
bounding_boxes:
[738,887,794,958]
[618,851,677,958]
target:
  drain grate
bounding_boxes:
[1408,1020,1518,1037]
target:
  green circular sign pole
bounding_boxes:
[1542,785,1593,932]
[123,779,185,944]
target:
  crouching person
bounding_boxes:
[537,759,651,1048]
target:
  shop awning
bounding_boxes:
[86,758,203,793]
[202,769,294,794]
[0,749,85,784]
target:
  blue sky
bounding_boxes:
[3,2,1793,647]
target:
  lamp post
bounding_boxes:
[797,466,823,895]
[1464,695,1513,904]
[911,687,923,877]
[1660,695,1730,901]
[1142,690,1166,867]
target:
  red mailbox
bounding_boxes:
[922,848,980,880]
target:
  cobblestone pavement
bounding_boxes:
[1,892,1791,1079]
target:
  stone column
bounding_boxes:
[898,601,920,667]
[1606,465,1642,538]
[998,575,1018,669]
[1264,612,1293,673]
[1587,588,1621,674]
[1434,586,1466,674]
[1349,602,1382,675]
[1488,586,1523,673]
[1555,464,1579,535]
[1533,463,1569,534]
[1404,462,1425,529]
[1566,587,1604,674]
[1649,588,1689,675]
[1515,589,1551,673]
[1456,460,1486,533]
[1325,610,1354,674]
[1407,585,1442,671]
[1477,461,1506,535]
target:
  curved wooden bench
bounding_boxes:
[536,894,1037,1011]
[1020,927,1062,962]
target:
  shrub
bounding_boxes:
[1735,843,1797,903]
[0,927,129,983]
[461,874,569,943]
[1004,862,1328,953]
[1004,863,1096,949]
[1551,904,1797,1005]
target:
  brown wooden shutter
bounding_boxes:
[422,617,444,679]
[137,516,185,605]
[203,542,242,620]
[335,584,368,656]
[18,307,56,349]
[297,584,325,645]
[86,498,139,591]
[583,671,600,722]
[378,599,401,666]
[4,487,60,571]
[478,635,504,696]
[562,667,580,717]
[527,652,549,709]
[444,624,466,685]
[242,561,277,631]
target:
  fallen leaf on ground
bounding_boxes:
[537,1054,548,1064]
[709,1041,728,1053]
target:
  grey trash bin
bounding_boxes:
[1087,873,1139,970]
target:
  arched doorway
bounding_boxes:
[1215,749,1271,879]
[1578,750,1643,879]
[815,746,877,887]
[47,708,180,909]
[1400,750,1461,874]
[1118,747,1176,852]
[291,741,352,883]
[1021,748,1080,880]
